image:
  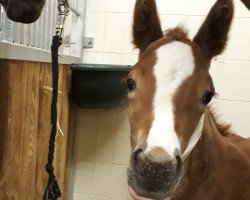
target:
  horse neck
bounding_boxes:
[183,109,227,192]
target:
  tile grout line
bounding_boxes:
[86,11,250,19]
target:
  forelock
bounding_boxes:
[164,25,190,42]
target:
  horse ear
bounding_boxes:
[193,0,234,59]
[241,0,250,10]
[133,0,163,55]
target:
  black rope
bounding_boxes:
[43,35,62,200]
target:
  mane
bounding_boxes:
[208,106,234,136]
[164,25,190,42]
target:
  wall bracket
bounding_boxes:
[83,37,94,48]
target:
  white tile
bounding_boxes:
[167,0,190,15]
[235,102,250,138]
[163,15,189,31]
[219,60,246,101]
[121,54,138,66]
[74,161,94,194]
[126,0,135,13]
[109,165,128,198]
[77,109,99,128]
[159,14,166,31]
[116,107,130,131]
[113,130,131,165]
[132,48,140,55]
[209,58,225,95]
[235,0,250,18]
[85,12,107,52]
[210,97,219,105]
[73,193,84,200]
[104,13,127,53]
[122,13,134,54]
[102,53,122,65]
[186,15,206,39]
[224,18,250,60]
[87,0,110,12]
[98,108,117,129]
[240,61,250,101]
[73,193,109,200]
[83,52,103,64]
[127,192,134,200]
[76,127,97,162]
[189,0,216,16]
[127,0,135,13]
[156,0,169,15]
[95,128,116,163]
[93,163,112,196]
[212,100,239,132]
[108,0,133,13]
[73,193,82,200]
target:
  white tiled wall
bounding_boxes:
[74,0,250,199]
[73,107,132,200]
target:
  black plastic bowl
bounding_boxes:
[71,63,132,108]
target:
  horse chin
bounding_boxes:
[6,11,41,23]
[127,174,177,200]
[128,187,172,200]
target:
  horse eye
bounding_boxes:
[127,78,136,92]
[202,91,214,105]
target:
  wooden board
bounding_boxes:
[0,59,74,200]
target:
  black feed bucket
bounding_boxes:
[71,63,132,109]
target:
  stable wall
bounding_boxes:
[73,0,250,200]
[0,60,74,200]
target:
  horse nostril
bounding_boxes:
[175,155,182,171]
[132,148,143,163]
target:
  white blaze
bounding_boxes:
[146,41,195,157]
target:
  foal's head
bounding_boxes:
[127,0,233,199]
[0,0,45,23]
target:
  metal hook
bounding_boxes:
[58,0,70,15]
[55,0,70,36]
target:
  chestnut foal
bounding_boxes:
[126,0,250,199]
[0,0,45,23]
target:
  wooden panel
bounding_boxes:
[0,60,74,200]
[19,61,41,200]
[0,60,21,199]
[56,65,73,199]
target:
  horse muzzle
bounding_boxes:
[127,148,183,200]
[5,0,44,23]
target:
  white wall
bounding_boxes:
[73,0,250,199]
[73,107,131,200]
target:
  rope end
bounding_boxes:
[43,174,61,200]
